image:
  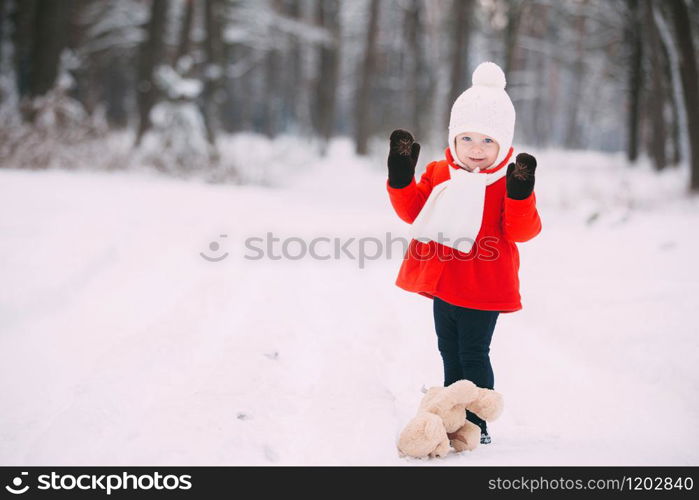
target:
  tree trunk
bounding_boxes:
[313,0,340,153]
[532,3,550,147]
[231,44,254,133]
[0,0,6,70]
[504,0,525,78]
[203,0,224,147]
[404,0,426,141]
[175,0,194,67]
[668,77,682,165]
[263,43,281,138]
[263,0,283,138]
[10,0,36,100]
[135,0,167,147]
[283,0,300,133]
[29,0,71,99]
[645,0,667,170]
[354,0,380,156]
[104,56,129,128]
[626,0,643,163]
[564,1,587,149]
[654,2,682,166]
[446,0,474,125]
[667,0,699,191]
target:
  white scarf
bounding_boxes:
[410,164,507,254]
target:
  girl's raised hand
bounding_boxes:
[387,129,421,189]
[506,153,537,200]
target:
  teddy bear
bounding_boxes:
[397,379,504,458]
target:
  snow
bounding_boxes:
[1,136,698,465]
[155,65,203,100]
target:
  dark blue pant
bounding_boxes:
[433,296,500,430]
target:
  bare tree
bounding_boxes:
[10,0,34,100]
[0,0,5,70]
[174,0,194,66]
[8,0,73,120]
[626,0,643,162]
[446,0,474,124]
[404,0,428,141]
[29,0,72,99]
[503,0,526,77]
[313,0,340,153]
[531,2,551,147]
[135,0,167,146]
[355,0,380,156]
[203,0,225,147]
[71,0,145,129]
[666,0,699,191]
[282,0,301,133]
[644,0,667,170]
[651,0,683,165]
[564,0,586,149]
[262,0,283,139]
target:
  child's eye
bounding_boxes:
[484,138,493,144]
[461,136,472,142]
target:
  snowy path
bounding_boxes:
[1,142,698,465]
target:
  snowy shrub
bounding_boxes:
[0,52,114,170]
[134,64,221,178]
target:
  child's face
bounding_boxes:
[454,132,500,171]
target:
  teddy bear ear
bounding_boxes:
[466,388,504,421]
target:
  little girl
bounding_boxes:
[385,62,542,444]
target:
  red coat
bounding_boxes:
[386,147,542,313]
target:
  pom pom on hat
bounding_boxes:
[472,61,506,89]
[448,61,515,169]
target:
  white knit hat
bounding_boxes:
[448,61,516,169]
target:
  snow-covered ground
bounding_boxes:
[1,137,698,465]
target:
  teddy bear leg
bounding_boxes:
[467,389,504,422]
[447,420,481,452]
[429,438,452,458]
